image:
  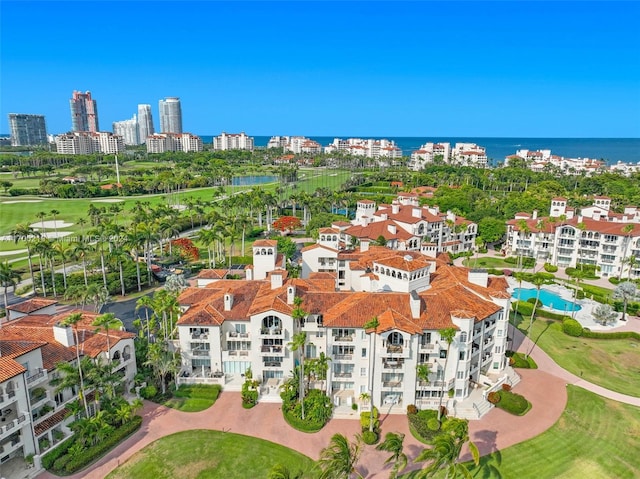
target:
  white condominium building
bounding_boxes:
[54,131,125,154]
[504,149,605,174]
[505,196,640,279]
[112,115,139,146]
[410,142,487,170]
[213,132,254,151]
[146,133,203,153]
[324,138,402,159]
[267,136,322,154]
[176,240,516,420]
[137,104,155,142]
[0,299,136,470]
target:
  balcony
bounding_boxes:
[260,328,283,337]
[191,349,210,357]
[385,345,403,355]
[419,343,436,351]
[0,412,29,440]
[382,359,404,370]
[333,372,353,379]
[260,346,284,355]
[192,333,209,341]
[0,390,17,409]
[122,352,132,362]
[227,331,250,341]
[27,368,48,387]
[333,354,353,361]
[333,335,354,342]
[263,361,282,368]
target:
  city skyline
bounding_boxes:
[1,1,639,137]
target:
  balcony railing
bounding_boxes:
[27,368,47,386]
[386,345,403,354]
[192,333,209,340]
[261,346,284,355]
[263,361,282,368]
[333,335,354,342]
[383,381,402,388]
[333,372,353,379]
[260,328,283,336]
[192,349,210,356]
[419,343,435,350]
[382,360,404,369]
[228,331,250,340]
[333,354,353,361]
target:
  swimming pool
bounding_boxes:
[512,288,582,312]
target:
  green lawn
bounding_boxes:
[105,430,317,479]
[468,386,640,478]
[517,317,640,397]
[163,385,221,412]
[463,256,534,270]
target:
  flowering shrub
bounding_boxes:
[502,383,512,392]
[487,391,501,404]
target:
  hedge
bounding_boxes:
[543,263,558,273]
[45,416,143,475]
[562,318,584,337]
[282,406,325,433]
[581,330,640,341]
[41,436,75,470]
[362,430,379,445]
[494,390,531,416]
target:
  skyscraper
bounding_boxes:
[159,97,182,133]
[70,90,99,132]
[137,104,155,142]
[8,114,48,146]
[113,115,139,145]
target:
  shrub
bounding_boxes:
[362,430,379,445]
[487,268,505,276]
[514,300,534,317]
[140,385,157,399]
[543,263,558,273]
[562,318,584,337]
[581,330,640,340]
[495,390,531,416]
[351,403,358,411]
[406,404,418,415]
[427,418,441,431]
[360,407,380,432]
[42,438,74,470]
[502,383,512,392]
[487,392,501,404]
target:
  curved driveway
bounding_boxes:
[37,316,640,479]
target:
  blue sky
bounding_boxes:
[1,1,639,137]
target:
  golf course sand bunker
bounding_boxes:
[91,198,124,203]
[2,200,44,204]
[30,221,75,229]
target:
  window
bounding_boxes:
[497,329,503,337]
[440,350,447,359]
[457,371,465,379]
[360,368,367,377]
[460,332,467,342]
[361,348,367,357]
[459,351,465,360]
[493,362,499,369]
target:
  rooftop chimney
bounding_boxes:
[271,271,283,289]
[392,202,400,214]
[468,269,489,288]
[224,293,234,311]
[53,324,75,347]
[409,290,422,319]
[287,285,296,305]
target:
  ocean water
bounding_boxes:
[199,136,640,165]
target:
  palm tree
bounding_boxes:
[52,241,73,289]
[268,464,303,479]
[0,261,21,323]
[316,433,363,479]
[437,327,457,422]
[92,312,116,362]
[33,238,50,296]
[415,419,479,479]
[59,312,90,417]
[363,316,379,433]
[288,332,308,420]
[376,432,408,479]
[144,343,180,395]
[135,294,155,342]
[71,240,92,287]
[11,223,39,295]
[50,209,61,237]
[624,254,637,281]
[416,362,431,406]
[315,352,331,394]
[525,273,547,359]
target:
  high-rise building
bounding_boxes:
[213,132,254,151]
[159,97,182,133]
[137,104,155,142]
[55,131,124,154]
[113,115,139,145]
[8,113,48,146]
[69,90,99,132]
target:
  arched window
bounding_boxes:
[262,315,281,330]
[267,248,273,255]
[261,248,267,255]
[418,224,424,235]
[388,332,403,345]
[402,273,408,280]
[112,350,121,360]
[333,235,337,241]
[460,332,467,342]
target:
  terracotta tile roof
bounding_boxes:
[375,309,422,334]
[0,356,26,382]
[7,298,58,314]
[345,221,414,242]
[318,228,340,234]
[332,221,352,227]
[197,269,231,280]
[358,199,375,204]
[375,255,430,272]
[301,243,339,253]
[0,339,46,358]
[252,239,278,247]
[34,408,69,436]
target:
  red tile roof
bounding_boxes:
[7,298,58,314]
